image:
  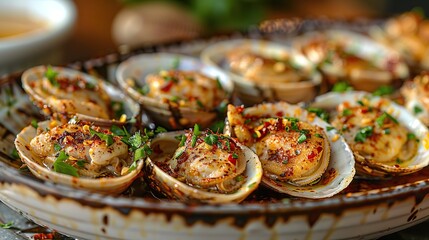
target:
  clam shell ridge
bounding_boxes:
[14,121,144,195]
[145,131,263,204]
[22,65,140,126]
[311,91,429,176]
[201,39,322,106]
[225,102,355,199]
[116,53,233,129]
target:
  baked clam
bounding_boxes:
[370,11,429,71]
[311,91,429,177]
[201,39,322,106]
[116,53,233,129]
[14,120,145,194]
[225,102,355,198]
[22,65,140,126]
[145,127,262,203]
[293,30,409,92]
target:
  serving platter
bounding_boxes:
[1,18,429,240]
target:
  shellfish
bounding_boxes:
[225,102,355,198]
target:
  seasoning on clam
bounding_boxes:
[225,102,355,199]
[14,120,148,194]
[294,30,409,92]
[116,53,233,129]
[312,91,429,177]
[145,126,262,203]
[201,39,322,105]
[22,65,140,125]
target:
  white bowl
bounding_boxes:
[0,0,76,75]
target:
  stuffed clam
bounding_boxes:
[201,39,322,106]
[22,65,140,126]
[293,30,409,92]
[225,102,355,198]
[145,127,262,203]
[116,53,232,130]
[311,91,429,177]
[14,119,145,194]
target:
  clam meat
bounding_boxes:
[401,72,429,125]
[312,91,429,177]
[226,102,355,198]
[14,120,145,194]
[146,128,262,203]
[22,65,139,124]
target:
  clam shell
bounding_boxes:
[14,121,143,194]
[145,131,262,204]
[293,30,409,92]
[116,53,233,129]
[22,66,140,126]
[225,102,355,199]
[311,91,429,177]
[201,39,322,106]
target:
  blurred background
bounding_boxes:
[64,0,429,63]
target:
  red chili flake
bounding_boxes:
[317,146,323,153]
[160,81,174,92]
[228,154,236,165]
[276,111,284,117]
[360,107,369,114]
[236,105,244,114]
[307,150,317,160]
[33,233,55,240]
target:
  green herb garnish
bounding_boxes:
[137,84,150,95]
[414,105,423,115]
[354,126,373,143]
[76,160,86,168]
[314,133,323,138]
[134,145,152,161]
[407,133,417,141]
[155,126,167,133]
[31,119,38,129]
[10,148,19,160]
[232,153,239,159]
[191,124,201,147]
[332,82,353,93]
[53,151,79,177]
[216,77,222,89]
[373,85,394,96]
[342,109,352,116]
[90,128,114,146]
[204,134,219,146]
[45,65,59,87]
[376,112,399,127]
[307,107,329,122]
[326,126,335,131]
[172,57,181,69]
[0,221,14,229]
[297,133,307,143]
[54,143,62,152]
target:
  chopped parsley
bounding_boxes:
[332,81,353,93]
[407,133,417,141]
[326,126,336,131]
[204,134,219,146]
[354,126,373,143]
[134,145,152,161]
[383,128,391,135]
[196,100,204,109]
[0,221,14,229]
[54,143,62,151]
[31,119,38,129]
[216,77,222,89]
[76,160,86,168]
[307,107,329,122]
[414,105,423,115]
[372,85,394,96]
[137,84,150,95]
[45,65,59,87]
[155,126,167,133]
[297,133,307,143]
[53,151,79,177]
[90,128,114,146]
[375,112,398,127]
[314,133,323,138]
[342,109,352,116]
[209,120,225,133]
[232,153,239,159]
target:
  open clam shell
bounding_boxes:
[22,65,140,126]
[225,102,355,199]
[293,30,409,92]
[311,91,429,177]
[116,53,233,130]
[14,120,144,194]
[145,131,262,204]
[201,39,322,106]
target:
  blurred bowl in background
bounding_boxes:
[0,0,76,75]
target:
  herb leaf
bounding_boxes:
[373,85,394,96]
[332,82,353,93]
[0,221,14,229]
[204,134,219,145]
[354,126,373,143]
[45,65,59,87]
[414,105,423,115]
[307,107,329,122]
[53,151,79,177]
[90,128,114,146]
[376,112,399,127]
[54,143,62,152]
[31,119,38,129]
